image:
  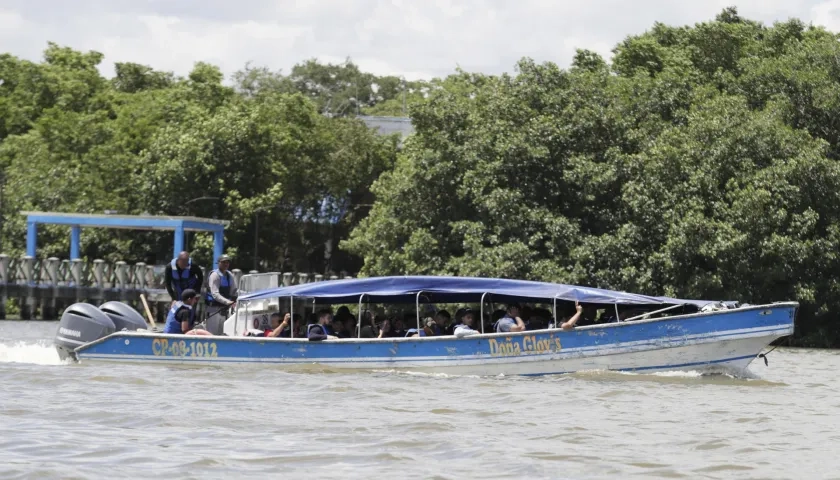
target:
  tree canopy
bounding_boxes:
[0,44,400,273]
[344,8,840,346]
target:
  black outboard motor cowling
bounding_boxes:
[55,303,115,361]
[99,302,148,332]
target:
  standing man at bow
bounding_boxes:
[205,254,238,335]
[165,251,204,304]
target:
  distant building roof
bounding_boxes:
[358,116,415,138]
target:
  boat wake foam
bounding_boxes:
[0,340,69,366]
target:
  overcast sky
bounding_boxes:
[1,0,837,81]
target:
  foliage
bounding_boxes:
[344,9,840,346]
[0,45,396,271]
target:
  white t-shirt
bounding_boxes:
[454,324,479,337]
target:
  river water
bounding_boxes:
[0,321,837,480]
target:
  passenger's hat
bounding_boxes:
[218,254,231,262]
[181,289,198,300]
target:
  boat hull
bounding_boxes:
[74,303,797,376]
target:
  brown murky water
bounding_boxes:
[0,320,837,479]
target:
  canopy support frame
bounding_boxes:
[480,292,490,334]
[357,294,368,338]
[624,304,684,322]
[415,291,425,332]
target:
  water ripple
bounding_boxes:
[0,322,838,479]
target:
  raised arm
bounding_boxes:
[561,302,583,330]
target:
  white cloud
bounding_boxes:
[0,0,834,82]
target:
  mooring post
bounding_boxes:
[134,262,146,290]
[297,273,309,285]
[92,259,104,287]
[144,265,155,290]
[92,259,105,303]
[69,259,83,286]
[132,262,146,310]
[115,261,127,301]
[282,272,293,286]
[231,268,243,290]
[43,257,59,319]
[59,259,69,287]
[314,274,324,283]
[21,256,35,320]
[70,258,83,303]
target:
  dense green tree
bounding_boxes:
[0,46,397,271]
[346,8,840,346]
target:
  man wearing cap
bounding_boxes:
[494,303,527,333]
[163,289,211,335]
[205,254,238,335]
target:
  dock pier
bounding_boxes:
[0,255,351,322]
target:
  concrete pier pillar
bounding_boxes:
[230,269,242,295]
[70,259,83,286]
[134,262,146,289]
[282,272,293,286]
[144,265,155,289]
[21,256,35,320]
[314,274,324,282]
[92,260,105,288]
[59,260,70,286]
[297,273,309,284]
[70,259,84,303]
[43,257,60,319]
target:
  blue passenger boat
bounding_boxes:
[56,276,797,376]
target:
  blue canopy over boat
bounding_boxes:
[239,276,717,307]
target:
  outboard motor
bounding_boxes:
[99,302,148,332]
[54,303,115,361]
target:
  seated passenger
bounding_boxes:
[422,317,436,336]
[454,310,479,337]
[377,317,399,338]
[163,289,211,335]
[494,303,527,333]
[342,315,357,338]
[394,316,409,337]
[446,308,467,335]
[429,310,450,336]
[560,302,583,330]
[335,305,352,322]
[332,318,350,338]
[265,313,291,337]
[359,311,377,338]
[307,310,338,341]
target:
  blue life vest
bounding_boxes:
[164,301,195,334]
[205,269,232,305]
[494,315,515,333]
[307,324,330,338]
[170,258,198,299]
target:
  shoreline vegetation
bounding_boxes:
[1,7,839,347]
